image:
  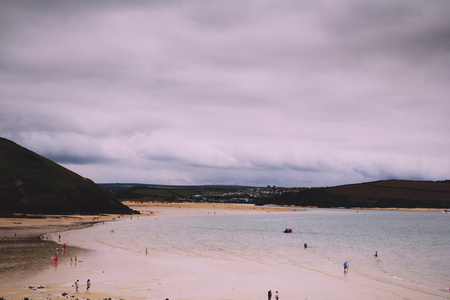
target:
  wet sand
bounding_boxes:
[0,213,131,300]
[1,203,448,300]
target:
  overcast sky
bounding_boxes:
[1,1,450,187]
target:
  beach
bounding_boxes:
[1,203,448,300]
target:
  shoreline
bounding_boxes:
[1,203,448,300]
[0,213,133,240]
[0,202,306,239]
[1,203,301,300]
[0,201,442,238]
[0,213,131,300]
[122,200,447,212]
[0,213,138,300]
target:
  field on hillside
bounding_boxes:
[328,180,450,201]
[112,186,223,200]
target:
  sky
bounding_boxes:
[1,0,450,187]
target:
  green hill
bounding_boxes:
[106,185,238,201]
[0,138,134,215]
[113,186,206,200]
[259,180,450,208]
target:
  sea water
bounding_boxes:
[50,208,450,296]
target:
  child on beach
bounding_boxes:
[75,280,79,293]
[86,279,91,293]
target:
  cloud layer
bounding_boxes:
[1,0,450,187]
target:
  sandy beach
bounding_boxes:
[1,203,448,300]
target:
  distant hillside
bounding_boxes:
[0,138,134,215]
[99,183,254,192]
[100,184,248,201]
[259,180,450,209]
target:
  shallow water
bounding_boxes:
[48,208,450,297]
[0,237,90,286]
[0,238,55,284]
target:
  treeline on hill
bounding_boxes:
[256,180,450,209]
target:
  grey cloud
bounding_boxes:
[1,0,449,187]
[46,153,110,165]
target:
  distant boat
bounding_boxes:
[283,228,292,233]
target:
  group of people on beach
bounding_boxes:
[70,255,78,265]
[267,289,279,300]
[75,279,90,293]
[51,244,67,262]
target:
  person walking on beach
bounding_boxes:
[86,279,91,293]
[268,289,272,300]
[343,261,349,271]
[374,251,378,257]
[275,290,279,300]
[75,280,79,293]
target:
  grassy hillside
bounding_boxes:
[0,138,134,215]
[260,180,450,208]
[328,180,450,202]
[110,186,225,201]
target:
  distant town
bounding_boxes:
[188,186,308,203]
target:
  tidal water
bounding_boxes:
[49,208,450,296]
